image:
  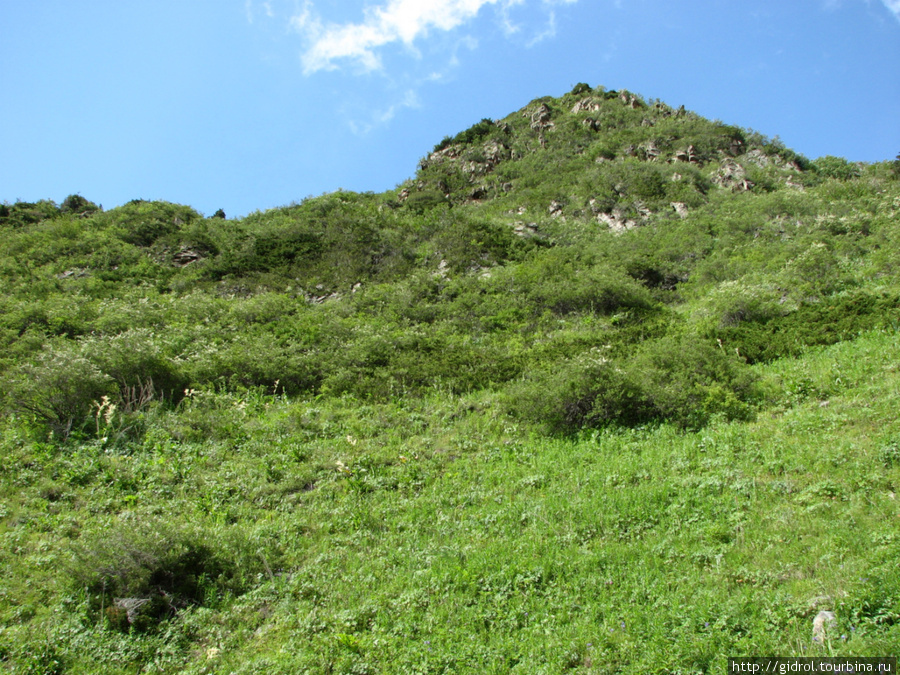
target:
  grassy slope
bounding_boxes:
[2,331,898,673]
[1,85,899,672]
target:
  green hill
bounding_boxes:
[1,84,898,673]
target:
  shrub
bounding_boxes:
[433,118,500,153]
[527,266,654,316]
[0,199,60,228]
[505,334,758,432]
[80,328,189,402]
[696,280,785,328]
[60,194,100,216]
[505,356,649,433]
[431,216,523,272]
[570,82,592,96]
[66,521,256,632]
[1,340,115,437]
[404,190,449,214]
[711,292,900,364]
[627,334,758,428]
[101,200,200,247]
[812,155,861,181]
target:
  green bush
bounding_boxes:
[0,199,60,228]
[66,521,256,632]
[812,155,861,181]
[100,200,200,247]
[628,334,758,428]
[433,118,502,153]
[59,194,100,216]
[1,340,115,436]
[505,355,649,432]
[405,190,449,214]
[570,82,592,96]
[81,328,189,402]
[506,334,758,432]
[711,292,900,364]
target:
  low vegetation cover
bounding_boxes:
[1,84,898,673]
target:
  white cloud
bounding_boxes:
[245,0,276,24]
[826,0,900,21]
[881,0,900,20]
[346,89,421,135]
[290,0,582,74]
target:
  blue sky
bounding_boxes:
[2,0,898,218]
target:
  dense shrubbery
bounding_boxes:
[506,333,758,432]
[0,86,897,443]
[812,155,861,181]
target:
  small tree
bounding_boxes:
[60,194,100,215]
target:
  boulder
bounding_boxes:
[671,202,689,218]
[598,211,638,234]
[812,610,836,643]
[638,140,661,161]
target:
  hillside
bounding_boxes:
[1,84,898,673]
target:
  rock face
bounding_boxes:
[638,140,661,161]
[571,98,602,114]
[619,91,641,109]
[529,103,554,132]
[172,246,203,267]
[674,145,700,164]
[713,159,754,192]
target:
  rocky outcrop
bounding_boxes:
[671,202,689,218]
[619,91,642,109]
[172,246,203,267]
[598,211,638,234]
[744,148,801,171]
[638,140,661,161]
[57,268,90,279]
[673,145,700,164]
[528,103,554,131]
[571,98,602,114]
[713,160,754,192]
[512,221,540,237]
[812,610,836,643]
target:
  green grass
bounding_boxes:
[1,329,897,673]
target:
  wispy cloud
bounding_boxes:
[245,0,275,24]
[825,0,900,21]
[346,89,422,135]
[881,0,900,21]
[290,0,577,74]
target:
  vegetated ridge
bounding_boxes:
[1,83,898,672]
